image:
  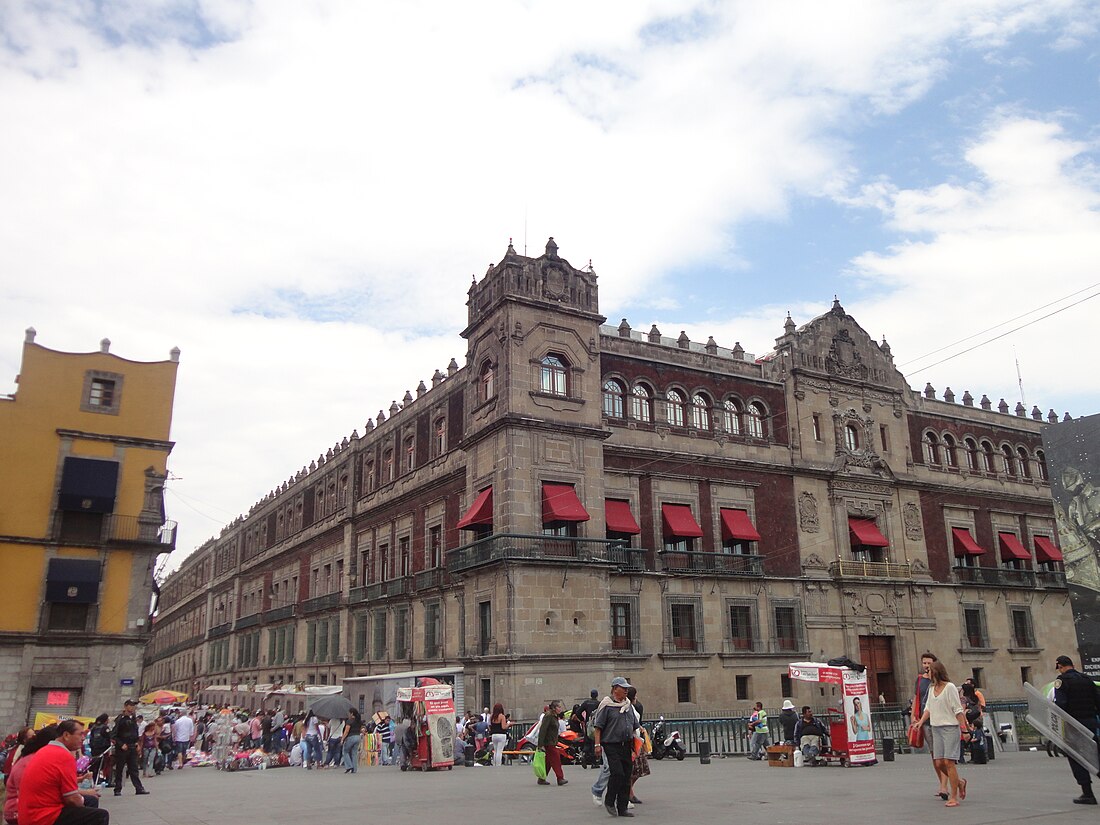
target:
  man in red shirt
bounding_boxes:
[17,720,108,825]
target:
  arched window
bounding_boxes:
[665,389,686,427]
[327,482,336,512]
[1000,444,1016,476]
[923,432,940,465]
[479,361,495,402]
[1016,446,1032,479]
[338,475,348,507]
[316,487,326,518]
[981,440,996,473]
[276,513,284,539]
[404,436,416,473]
[434,418,446,455]
[943,434,958,468]
[602,379,625,418]
[746,402,766,438]
[383,449,394,482]
[364,460,375,492]
[540,354,568,396]
[844,423,860,451]
[1036,449,1048,482]
[964,438,979,472]
[690,393,711,430]
[723,399,742,435]
[631,384,653,423]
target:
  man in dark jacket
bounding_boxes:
[1053,655,1100,805]
[110,700,148,797]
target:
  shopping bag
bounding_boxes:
[907,725,925,749]
[532,749,547,780]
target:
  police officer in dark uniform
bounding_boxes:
[1053,655,1100,805]
[111,699,149,796]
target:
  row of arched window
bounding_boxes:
[602,379,769,438]
[922,431,1048,481]
[362,418,450,493]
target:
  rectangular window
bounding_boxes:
[399,536,411,577]
[611,600,633,651]
[306,621,316,662]
[424,602,440,658]
[478,601,492,656]
[676,676,693,703]
[727,602,755,651]
[962,605,988,649]
[735,675,750,701]
[971,667,984,688]
[372,610,387,659]
[393,608,408,659]
[89,378,115,407]
[429,525,442,569]
[47,603,89,631]
[1010,607,1035,648]
[317,620,329,661]
[669,601,699,651]
[331,619,340,659]
[879,425,889,452]
[812,414,822,441]
[379,543,390,580]
[781,674,793,697]
[1020,666,1031,685]
[354,615,368,660]
[772,601,802,652]
[480,678,491,712]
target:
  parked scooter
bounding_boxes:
[649,716,686,761]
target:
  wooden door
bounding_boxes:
[858,635,897,704]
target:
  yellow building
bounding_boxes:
[0,328,179,730]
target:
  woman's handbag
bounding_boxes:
[532,749,547,780]
[907,724,925,749]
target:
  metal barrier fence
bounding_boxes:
[504,700,1038,757]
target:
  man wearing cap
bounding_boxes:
[110,700,147,797]
[592,677,638,818]
[1053,655,1100,805]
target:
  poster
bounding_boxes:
[1041,413,1100,679]
[788,662,876,764]
[395,684,455,768]
[34,712,96,729]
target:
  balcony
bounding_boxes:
[447,534,646,574]
[658,551,764,576]
[953,566,1064,588]
[234,612,261,630]
[300,592,345,615]
[348,585,370,605]
[829,559,913,580]
[413,568,450,591]
[263,604,296,623]
[54,511,177,548]
[208,622,231,639]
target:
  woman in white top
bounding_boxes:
[910,661,970,807]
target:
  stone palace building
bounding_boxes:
[147,238,1075,718]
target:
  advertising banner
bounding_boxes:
[33,712,96,729]
[395,684,455,767]
[1041,413,1100,679]
[841,669,876,764]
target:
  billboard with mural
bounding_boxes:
[1042,412,1100,680]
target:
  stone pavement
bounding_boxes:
[102,750,1097,825]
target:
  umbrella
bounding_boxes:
[139,689,189,705]
[308,695,356,720]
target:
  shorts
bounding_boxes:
[929,725,961,761]
[175,741,190,757]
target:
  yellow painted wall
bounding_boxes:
[0,338,178,635]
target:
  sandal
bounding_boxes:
[945,800,959,807]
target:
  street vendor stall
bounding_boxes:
[788,661,876,766]
[395,683,455,771]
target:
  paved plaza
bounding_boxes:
[100,749,1098,825]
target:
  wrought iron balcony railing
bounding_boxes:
[953,566,1061,588]
[658,551,764,576]
[447,534,646,573]
[263,604,296,623]
[234,612,261,630]
[300,592,345,614]
[829,559,913,580]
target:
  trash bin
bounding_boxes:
[698,741,711,764]
[882,737,894,762]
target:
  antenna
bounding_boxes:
[1015,347,1026,406]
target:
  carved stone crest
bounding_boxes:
[903,502,923,540]
[798,491,820,533]
[803,552,827,570]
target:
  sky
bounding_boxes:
[2,1,1099,574]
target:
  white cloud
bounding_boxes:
[0,1,1096,567]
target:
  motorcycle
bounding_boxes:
[649,716,685,761]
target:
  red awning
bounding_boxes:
[848,517,889,547]
[605,499,641,535]
[998,532,1032,562]
[661,504,704,538]
[456,487,493,530]
[951,528,986,557]
[1033,536,1064,563]
[720,508,761,542]
[542,483,590,523]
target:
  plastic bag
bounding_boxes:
[532,749,547,780]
